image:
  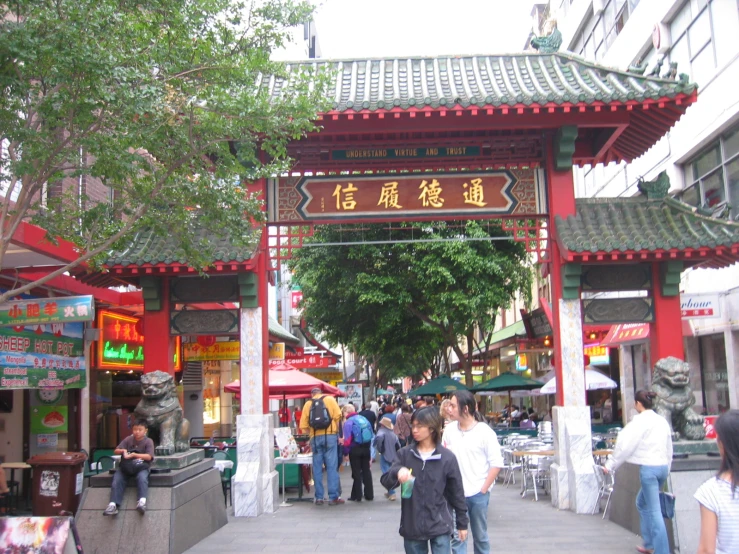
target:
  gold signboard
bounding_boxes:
[306,371,343,382]
[268,342,285,360]
[183,341,240,361]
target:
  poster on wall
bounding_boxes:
[337,384,362,407]
[37,433,59,448]
[0,322,85,390]
[0,517,81,554]
[31,406,69,434]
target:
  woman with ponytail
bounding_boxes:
[605,390,673,554]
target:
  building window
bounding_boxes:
[680,124,739,219]
[666,0,716,85]
[571,0,641,61]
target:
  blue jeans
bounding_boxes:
[310,434,339,501]
[452,492,490,554]
[637,465,670,554]
[110,469,149,506]
[404,535,451,554]
[380,455,396,495]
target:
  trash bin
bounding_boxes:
[27,451,87,516]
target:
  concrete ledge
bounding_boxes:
[77,464,227,554]
[90,459,215,488]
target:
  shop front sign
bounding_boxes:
[184,341,240,361]
[98,310,182,370]
[31,405,69,433]
[0,295,94,326]
[268,342,285,360]
[0,323,85,390]
[680,293,720,319]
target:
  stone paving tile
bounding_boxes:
[185,465,642,554]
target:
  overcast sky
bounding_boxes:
[276,0,539,60]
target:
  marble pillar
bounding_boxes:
[619,345,636,426]
[233,308,278,517]
[550,299,598,514]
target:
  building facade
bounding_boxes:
[552,0,739,414]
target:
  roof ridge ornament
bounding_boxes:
[637,171,670,200]
[530,21,562,54]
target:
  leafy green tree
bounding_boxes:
[0,0,329,303]
[289,220,533,387]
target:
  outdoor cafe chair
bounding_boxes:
[501,448,521,487]
[212,451,232,507]
[520,450,553,501]
[592,464,615,519]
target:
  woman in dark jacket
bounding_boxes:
[381,406,468,554]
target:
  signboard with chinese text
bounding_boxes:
[268,349,337,369]
[97,310,182,370]
[0,295,94,326]
[0,322,85,390]
[269,168,545,223]
[268,342,285,360]
[602,324,650,347]
[183,341,240,361]
[291,291,303,310]
[584,345,610,365]
[521,307,553,339]
[680,293,720,319]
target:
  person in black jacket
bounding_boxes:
[381,406,468,554]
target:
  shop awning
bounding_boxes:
[603,319,694,347]
[487,320,527,348]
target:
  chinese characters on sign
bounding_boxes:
[98,311,145,370]
[0,296,94,327]
[296,171,524,221]
[0,322,85,390]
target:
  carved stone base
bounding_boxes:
[153,449,204,470]
[232,414,277,517]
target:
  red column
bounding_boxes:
[545,136,578,407]
[649,263,685,362]
[143,277,175,374]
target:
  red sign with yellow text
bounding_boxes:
[97,311,181,370]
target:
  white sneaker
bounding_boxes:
[136,499,146,514]
[103,503,118,516]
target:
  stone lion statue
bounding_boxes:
[134,370,190,455]
[651,357,705,440]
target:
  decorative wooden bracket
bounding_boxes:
[562,263,582,300]
[660,261,683,296]
[239,273,258,308]
[554,125,578,170]
[140,276,161,311]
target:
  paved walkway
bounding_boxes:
[185,465,641,554]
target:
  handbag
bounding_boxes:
[119,450,150,476]
[659,491,675,519]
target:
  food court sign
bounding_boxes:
[0,322,85,390]
[0,295,94,326]
[269,169,545,223]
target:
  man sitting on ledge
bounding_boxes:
[103,419,155,516]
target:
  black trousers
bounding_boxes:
[349,443,373,500]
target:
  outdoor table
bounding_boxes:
[512,449,555,457]
[1,462,32,513]
[213,459,233,473]
[592,449,613,456]
[90,455,121,470]
[275,454,313,506]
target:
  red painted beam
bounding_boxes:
[11,221,84,265]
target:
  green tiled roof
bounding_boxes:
[268,53,696,112]
[555,196,739,267]
[269,315,299,344]
[105,226,260,267]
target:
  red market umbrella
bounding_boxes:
[225,370,345,399]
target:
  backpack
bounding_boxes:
[308,396,331,430]
[351,414,374,445]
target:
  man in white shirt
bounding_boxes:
[442,390,504,554]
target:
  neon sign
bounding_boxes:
[97,311,181,370]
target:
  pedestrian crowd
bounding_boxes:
[296,386,738,554]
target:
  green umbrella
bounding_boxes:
[471,372,544,407]
[409,375,468,396]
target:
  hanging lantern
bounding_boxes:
[197,335,216,347]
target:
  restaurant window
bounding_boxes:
[698,334,729,414]
[680,124,739,219]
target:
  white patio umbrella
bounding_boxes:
[539,366,618,395]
